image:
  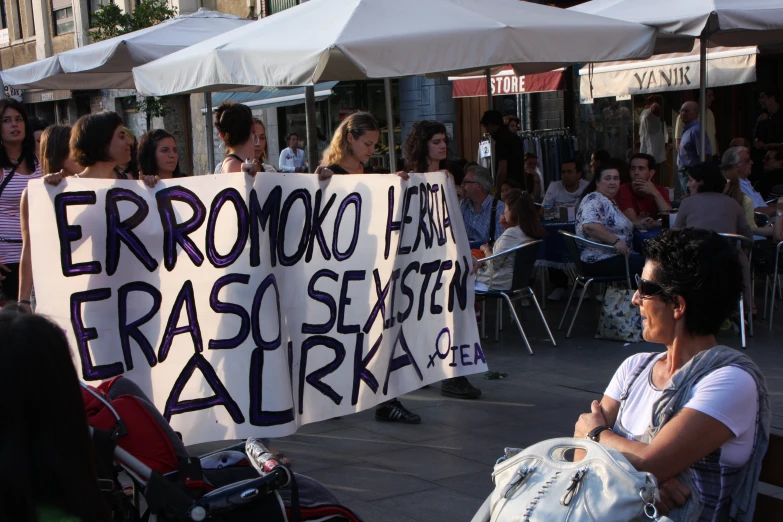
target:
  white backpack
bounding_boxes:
[489,438,671,522]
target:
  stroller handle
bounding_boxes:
[188,468,290,520]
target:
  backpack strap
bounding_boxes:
[0,164,19,199]
[489,198,498,243]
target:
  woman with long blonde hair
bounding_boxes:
[318,112,381,175]
[722,163,756,228]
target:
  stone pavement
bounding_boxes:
[190,298,783,522]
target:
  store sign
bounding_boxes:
[452,70,565,99]
[3,85,22,102]
[579,50,756,102]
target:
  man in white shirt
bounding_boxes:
[541,157,589,208]
[639,97,667,177]
[279,133,307,172]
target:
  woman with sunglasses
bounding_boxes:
[574,228,769,521]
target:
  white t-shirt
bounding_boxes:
[541,179,589,208]
[604,352,758,467]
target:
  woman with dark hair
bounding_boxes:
[576,161,646,277]
[114,127,138,180]
[574,228,769,521]
[0,99,43,303]
[475,190,546,291]
[39,125,81,176]
[214,102,258,175]
[503,115,520,133]
[18,125,81,310]
[29,117,49,159]
[0,309,112,522]
[252,117,277,172]
[138,129,182,180]
[590,148,611,177]
[404,120,449,174]
[677,162,754,313]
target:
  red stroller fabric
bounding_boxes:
[81,377,179,475]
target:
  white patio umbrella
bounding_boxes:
[0,8,251,173]
[133,0,658,170]
[0,9,251,90]
[571,0,783,159]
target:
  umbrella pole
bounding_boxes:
[384,78,397,172]
[206,92,215,173]
[305,86,319,172]
[699,35,707,161]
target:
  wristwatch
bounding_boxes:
[587,426,610,442]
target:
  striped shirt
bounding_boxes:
[0,162,43,264]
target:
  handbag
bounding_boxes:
[489,438,671,522]
[595,287,643,343]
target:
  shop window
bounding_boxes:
[52,0,74,35]
[266,0,298,15]
[0,0,9,46]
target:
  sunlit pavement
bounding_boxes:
[189,297,783,522]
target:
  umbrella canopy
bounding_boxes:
[132,0,657,96]
[0,9,251,90]
[571,0,783,47]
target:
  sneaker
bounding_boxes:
[375,399,421,424]
[594,293,603,303]
[547,287,567,301]
[520,297,532,308]
[440,377,482,400]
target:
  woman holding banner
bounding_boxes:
[138,129,183,180]
[316,112,422,424]
[252,117,277,173]
[18,112,154,310]
[404,120,481,401]
[0,99,43,306]
[404,120,449,174]
[214,102,259,176]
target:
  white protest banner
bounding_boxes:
[30,172,485,444]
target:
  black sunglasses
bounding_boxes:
[635,274,670,300]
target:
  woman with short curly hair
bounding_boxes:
[404,120,449,174]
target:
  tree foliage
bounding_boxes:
[90,0,177,42]
[90,0,177,130]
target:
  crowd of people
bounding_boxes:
[1,83,782,521]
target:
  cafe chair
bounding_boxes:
[557,231,632,339]
[718,233,754,348]
[754,212,770,228]
[475,240,555,355]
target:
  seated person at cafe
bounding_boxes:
[541,157,589,208]
[460,164,505,246]
[756,145,783,200]
[523,152,545,199]
[722,146,777,216]
[475,191,546,291]
[573,228,769,522]
[576,160,646,277]
[676,162,754,312]
[616,153,671,225]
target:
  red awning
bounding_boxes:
[451,68,565,98]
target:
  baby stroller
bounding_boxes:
[81,376,363,522]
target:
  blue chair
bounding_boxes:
[557,230,632,339]
[475,240,555,356]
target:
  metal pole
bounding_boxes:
[384,78,397,172]
[304,85,318,172]
[205,92,215,173]
[699,35,707,161]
